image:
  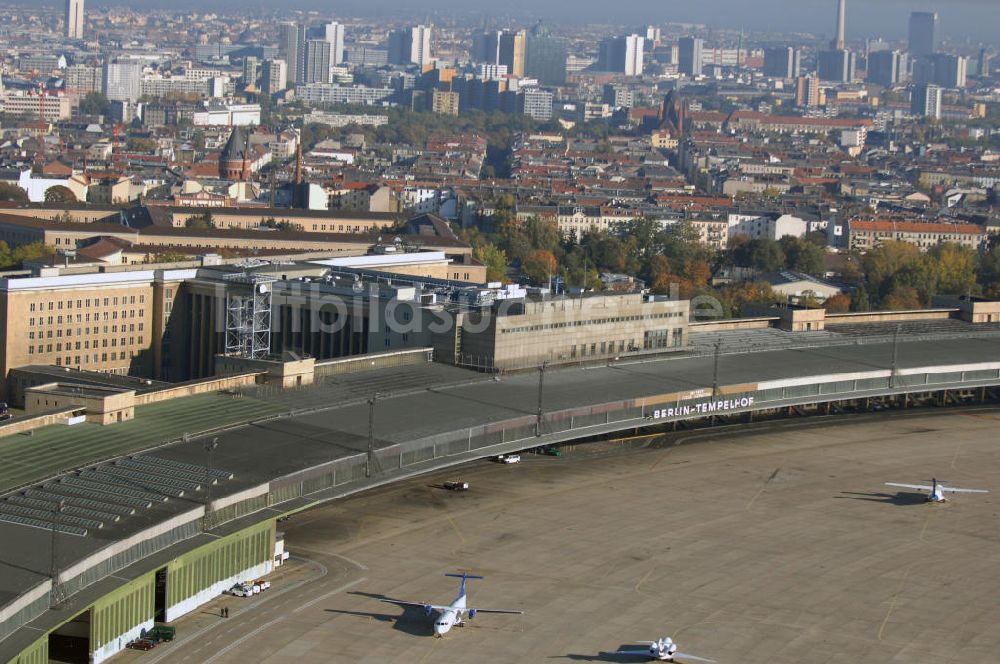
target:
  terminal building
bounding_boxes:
[0,251,692,401]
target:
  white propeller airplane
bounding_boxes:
[885,478,989,503]
[379,572,522,637]
[615,635,715,662]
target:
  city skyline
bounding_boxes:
[73,0,1000,44]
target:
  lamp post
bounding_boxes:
[204,437,218,527]
[535,361,548,436]
[712,341,722,397]
[49,499,65,608]
[889,324,901,389]
[366,393,380,478]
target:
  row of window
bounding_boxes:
[310,224,371,232]
[48,351,134,366]
[29,295,146,312]
[565,328,684,357]
[501,311,683,334]
[30,311,144,326]
[28,337,144,354]
[29,324,144,339]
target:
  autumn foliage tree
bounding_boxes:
[522,249,558,285]
[823,293,852,312]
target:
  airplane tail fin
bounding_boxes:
[445,572,483,596]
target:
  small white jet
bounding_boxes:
[379,572,522,637]
[615,636,715,662]
[885,478,989,503]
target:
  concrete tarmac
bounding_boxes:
[141,408,1000,664]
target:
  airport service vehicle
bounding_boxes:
[147,625,175,642]
[443,481,469,491]
[496,454,521,464]
[228,584,253,597]
[378,572,522,637]
[885,477,989,502]
[254,579,271,591]
[614,635,715,662]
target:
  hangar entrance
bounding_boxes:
[48,609,90,663]
[154,567,168,622]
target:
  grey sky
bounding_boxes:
[92,0,998,45]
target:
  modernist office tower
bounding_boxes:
[909,12,938,58]
[65,0,84,39]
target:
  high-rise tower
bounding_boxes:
[908,12,938,58]
[65,0,84,39]
[832,0,846,50]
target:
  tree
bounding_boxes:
[980,244,1000,295]
[474,243,508,283]
[750,239,786,272]
[44,185,77,203]
[152,252,191,263]
[0,241,13,268]
[185,213,214,229]
[823,293,852,312]
[682,259,712,287]
[260,218,304,232]
[0,182,28,204]
[127,137,158,152]
[648,255,676,295]
[861,241,921,295]
[719,281,777,315]
[882,284,922,310]
[779,236,825,276]
[521,249,557,285]
[79,92,110,117]
[2,242,54,268]
[929,242,977,296]
[850,287,871,312]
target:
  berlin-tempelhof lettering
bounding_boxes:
[652,395,755,419]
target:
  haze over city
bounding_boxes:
[73,0,1000,42]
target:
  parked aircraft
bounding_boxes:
[885,478,989,502]
[614,635,715,662]
[379,572,522,636]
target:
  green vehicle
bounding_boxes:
[540,446,561,457]
[150,625,176,642]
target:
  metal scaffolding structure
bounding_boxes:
[223,272,277,359]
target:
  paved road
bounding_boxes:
[145,407,1000,664]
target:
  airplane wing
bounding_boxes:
[941,487,989,494]
[378,598,451,612]
[468,606,524,615]
[612,649,653,656]
[885,482,933,491]
[674,653,717,663]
